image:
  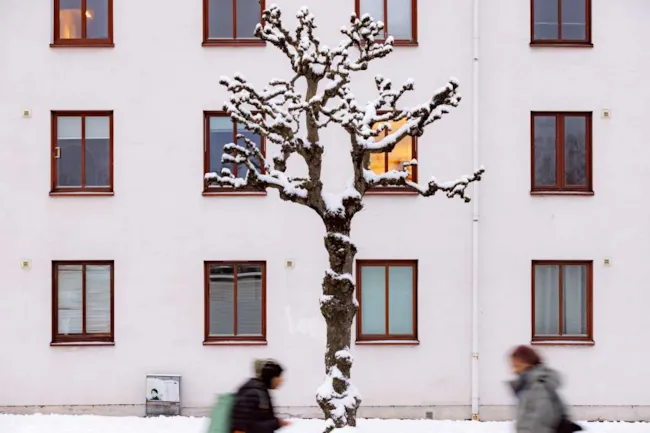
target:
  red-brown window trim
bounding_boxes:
[366,116,418,195]
[204,261,267,344]
[530,111,592,195]
[530,0,592,47]
[355,260,418,343]
[203,111,267,196]
[52,261,115,345]
[531,260,593,345]
[51,111,114,196]
[52,0,114,48]
[202,0,267,47]
[354,0,418,46]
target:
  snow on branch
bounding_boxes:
[363,165,485,202]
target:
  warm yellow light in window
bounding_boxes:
[86,10,94,19]
[59,9,81,39]
[369,118,414,182]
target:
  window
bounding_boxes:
[356,260,417,342]
[531,112,592,194]
[204,261,266,344]
[356,0,418,45]
[53,0,113,47]
[51,111,113,195]
[368,118,417,193]
[531,0,591,45]
[532,261,593,343]
[52,261,114,344]
[203,112,265,194]
[203,0,266,46]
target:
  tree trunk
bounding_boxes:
[316,217,362,432]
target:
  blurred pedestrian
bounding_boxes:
[231,359,290,433]
[508,345,582,433]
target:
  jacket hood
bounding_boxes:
[527,364,561,390]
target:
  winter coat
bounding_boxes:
[231,378,280,433]
[509,365,564,433]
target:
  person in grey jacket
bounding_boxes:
[508,345,564,433]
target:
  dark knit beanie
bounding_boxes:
[260,360,284,389]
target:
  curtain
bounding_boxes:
[85,265,111,334]
[563,265,587,335]
[209,117,234,175]
[236,0,261,39]
[360,266,386,335]
[533,116,557,186]
[209,265,235,335]
[388,266,413,335]
[534,265,559,335]
[387,0,412,40]
[359,0,384,23]
[236,265,263,335]
[209,0,234,38]
[57,116,82,187]
[85,116,111,187]
[57,265,83,334]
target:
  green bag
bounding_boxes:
[207,393,236,433]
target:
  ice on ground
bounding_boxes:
[0,414,648,433]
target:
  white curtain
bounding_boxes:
[388,266,413,335]
[85,265,111,333]
[236,265,263,336]
[360,266,386,335]
[563,265,587,335]
[57,265,83,334]
[534,265,559,335]
[387,0,412,40]
[209,266,235,336]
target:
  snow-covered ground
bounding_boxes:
[0,414,647,433]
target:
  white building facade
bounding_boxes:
[1,0,648,421]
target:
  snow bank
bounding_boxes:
[0,414,648,433]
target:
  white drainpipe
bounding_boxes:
[471,0,481,422]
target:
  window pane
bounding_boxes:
[533,0,559,40]
[57,117,82,187]
[564,116,587,186]
[236,265,263,335]
[561,0,586,40]
[209,117,235,176]
[387,0,412,40]
[209,265,235,335]
[387,137,413,180]
[534,265,559,336]
[86,0,109,39]
[388,266,413,335]
[208,0,234,39]
[359,0,384,23]
[236,0,260,39]
[236,125,261,179]
[533,116,557,187]
[369,153,385,176]
[85,116,111,187]
[59,0,82,39]
[85,265,111,334]
[360,266,386,335]
[57,265,83,335]
[563,265,587,335]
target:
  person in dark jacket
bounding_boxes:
[508,345,564,433]
[231,360,290,433]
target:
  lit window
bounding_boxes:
[369,118,417,191]
[53,0,113,46]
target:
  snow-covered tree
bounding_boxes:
[205,5,484,432]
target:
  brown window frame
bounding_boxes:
[203,111,267,196]
[354,0,418,46]
[204,261,267,345]
[355,260,418,344]
[52,260,115,346]
[367,116,418,195]
[530,0,592,47]
[531,260,593,345]
[530,111,592,195]
[51,111,114,196]
[52,0,114,48]
[202,0,267,47]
